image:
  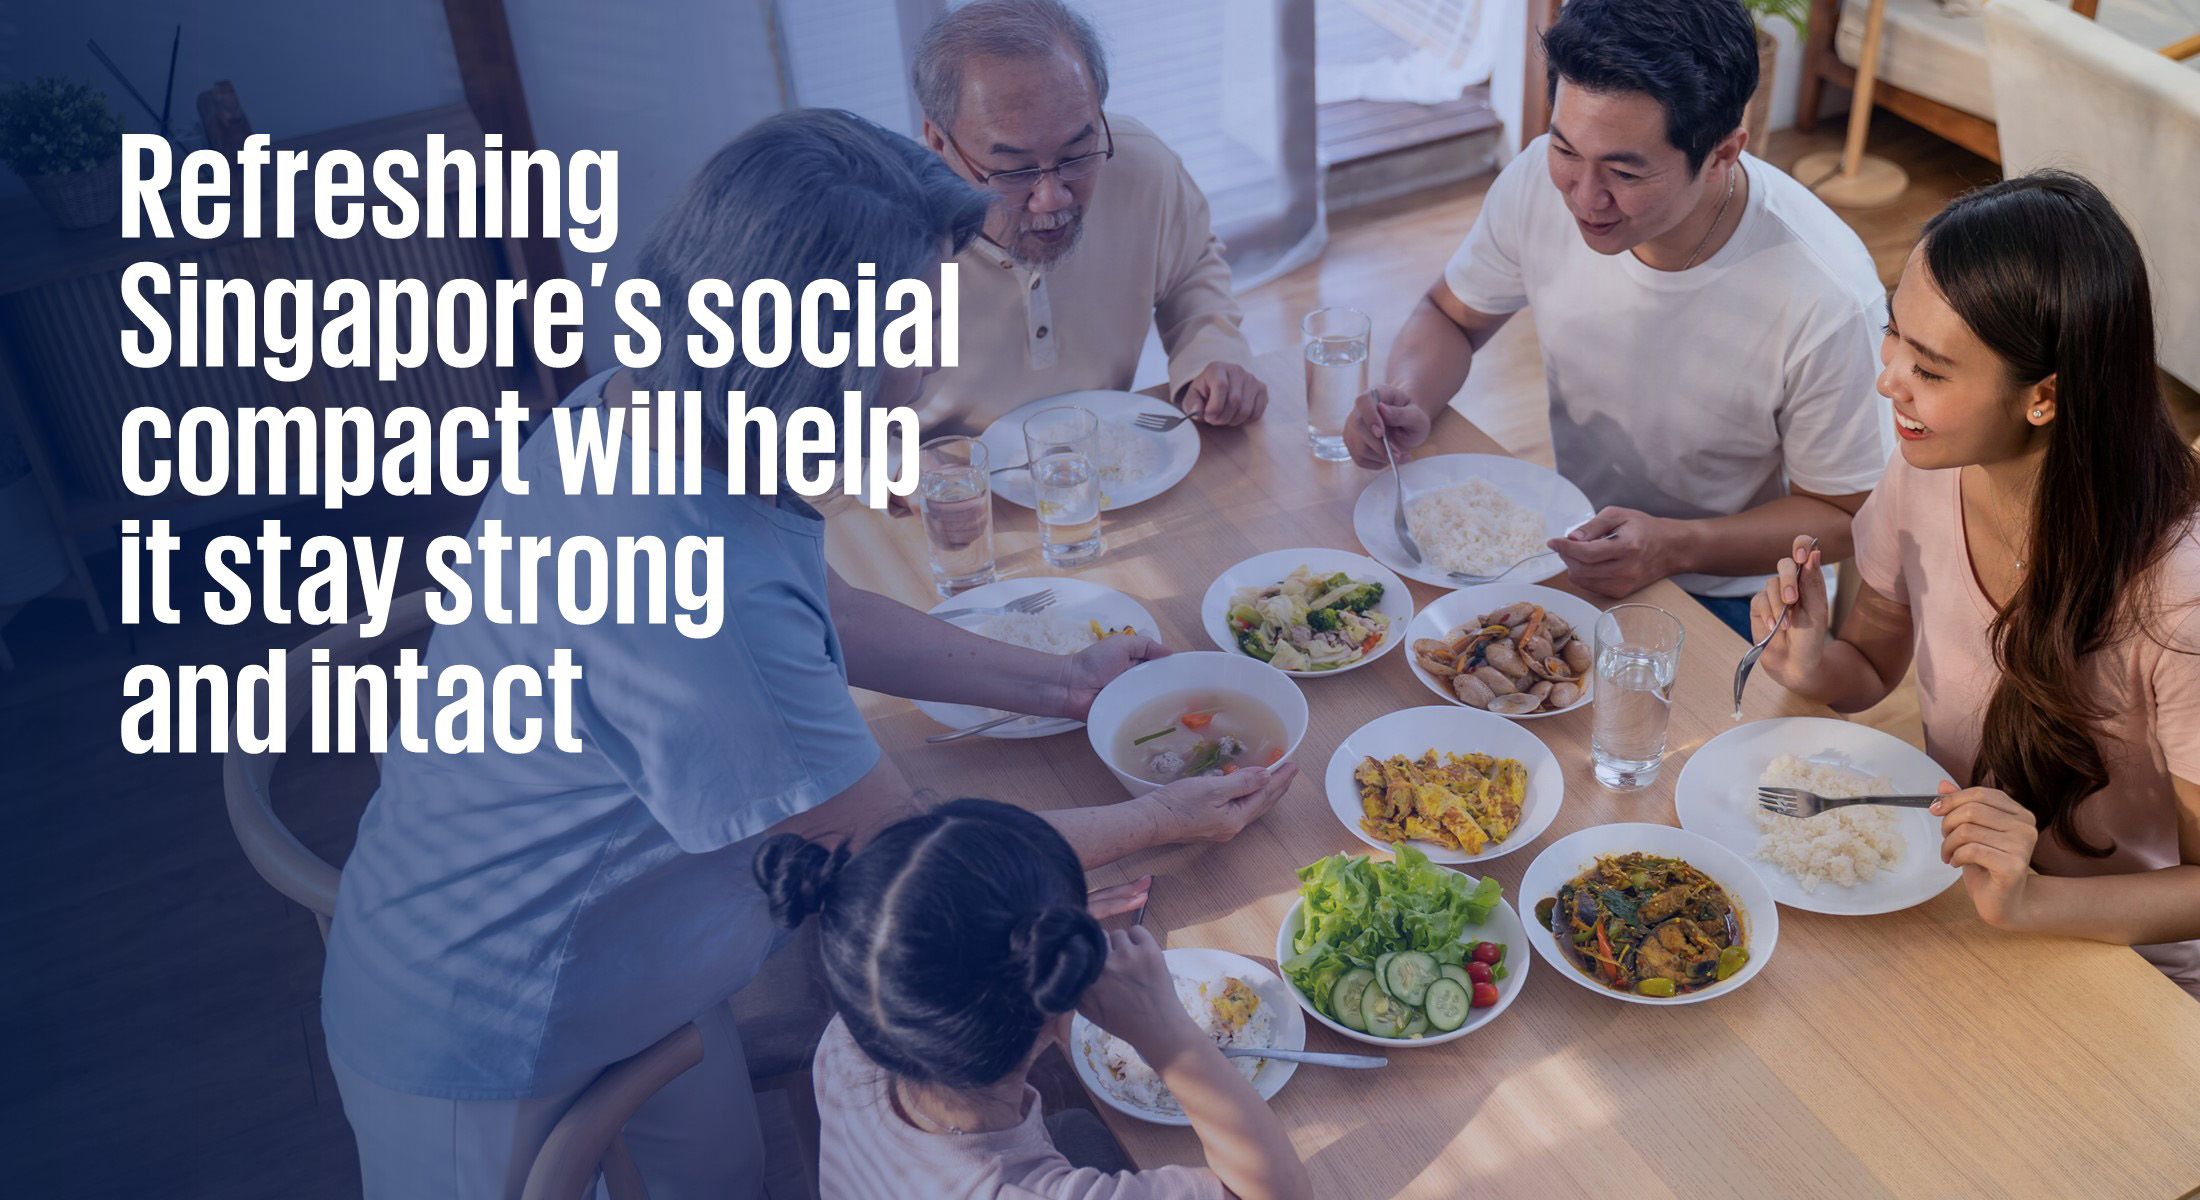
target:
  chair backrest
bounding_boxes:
[1986,0,2200,390]
[221,589,435,936]
[521,1023,706,1200]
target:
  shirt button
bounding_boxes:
[1036,326,1050,339]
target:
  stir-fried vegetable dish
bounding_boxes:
[1228,566,1390,671]
[1535,853,1749,997]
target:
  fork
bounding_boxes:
[1756,786,1943,819]
[1134,410,1193,433]
[1445,549,1561,586]
[1731,536,1821,718]
[932,588,1057,623]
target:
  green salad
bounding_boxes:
[1281,845,1510,1038]
[1227,565,1389,672]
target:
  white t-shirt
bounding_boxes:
[1444,137,1892,596]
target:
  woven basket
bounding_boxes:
[24,156,121,231]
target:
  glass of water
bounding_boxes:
[1591,604,1685,791]
[1303,306,1371,462]
[1022,405,1104,567]
[918,435,996,597]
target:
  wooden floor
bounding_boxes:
[0,114,2017,1199]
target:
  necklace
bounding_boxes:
[1680,167,1739,271]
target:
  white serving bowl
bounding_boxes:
[1402,584,1605,720]
[1085,651,1309,796]
[1324,706,1564,864]
[1199,547,1414,678]
[1518,823,1780,1005]
[1273,892,1529,1048]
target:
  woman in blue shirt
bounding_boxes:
[320,109,1299,1199]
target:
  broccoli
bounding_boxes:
[1331,582,1385,613]
[1236,626,1277,661]
[1306,607,1345,632]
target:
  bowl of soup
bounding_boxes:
[1086,652,1309,796]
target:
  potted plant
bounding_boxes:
[0,77,125,231]
[1738,0,1808,157]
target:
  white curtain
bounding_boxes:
[770,0,1326,290]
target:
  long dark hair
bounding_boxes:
[1921,170,2199,856]
[755,800,1103,1088]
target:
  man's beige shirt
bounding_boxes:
[914,113,1254,437]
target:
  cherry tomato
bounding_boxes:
[1470,941,1502,966]
[1465,961,1494,985]
[1470,981,1500,1009]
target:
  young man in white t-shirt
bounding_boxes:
[1347,0,1890,633]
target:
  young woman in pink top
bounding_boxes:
[758,799,1313,1199]
[1749,171,2200,998]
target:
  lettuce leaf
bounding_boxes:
[1283,845,1504,1010]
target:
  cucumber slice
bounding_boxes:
[1361,982,1408,1038]
[1372,953,1399,995]
[1423,978,1470,1032]
[1401,1011,1430,1039]
[1384,951,1438,1006]
[1329,969,1376,1032]
[1439,964,1472,990]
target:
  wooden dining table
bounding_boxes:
[828,346,2200,1199]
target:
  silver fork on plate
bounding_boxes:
[1219,1046,1388,1069]
[1731,536,1821,718]
[1134,410,1192,433]
[1379,431,1426,566]
[932,589,1057,623]
[1756,786,1943,819]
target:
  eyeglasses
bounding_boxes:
[942,114,1114,198]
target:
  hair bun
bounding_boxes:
[1010,907,1106,1015]
[754,834,848,928]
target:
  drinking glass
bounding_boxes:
[1302,307,1371,462]
[918,435,996,596]
[1022,406,1104,567]
[1591,604,1685,791]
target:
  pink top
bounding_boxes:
[813,1018,1227,1200]
[1853,453,2200,996]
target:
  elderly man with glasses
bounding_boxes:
[910,0,1267,435]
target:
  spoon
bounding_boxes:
[1379,427,1424,565]
[1220,1046,1387,1069]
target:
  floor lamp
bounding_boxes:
[1794,0,1910,208]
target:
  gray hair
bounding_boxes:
[631,109,989,437]
[912,0,1110,131]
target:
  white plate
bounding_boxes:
[1352,454,1595,588]
[1069,947,1304,1126]
[1274,892,1529,1047]
[1519,823,1779,1005]
[917,577,1158,740]
[980,390,1200,512]
[1324,707,1563,864]
[1402,585,1605,719]
[1674,717,1960,916]
[1199,548,1414,678]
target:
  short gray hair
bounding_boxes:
[631,109,988,436]
[912,0,1110,131]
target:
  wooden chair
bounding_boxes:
[222,589,435,938]
[520,1023,708,1200]
[1798,0,2200,166]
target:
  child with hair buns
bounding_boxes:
[757,798,1312,1200]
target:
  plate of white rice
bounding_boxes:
[981,390,1200,512]
[1351,454,1594,589]
[918,577,1160,739]
[1673,717,1961,915]
[1069,947,1303,1126]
